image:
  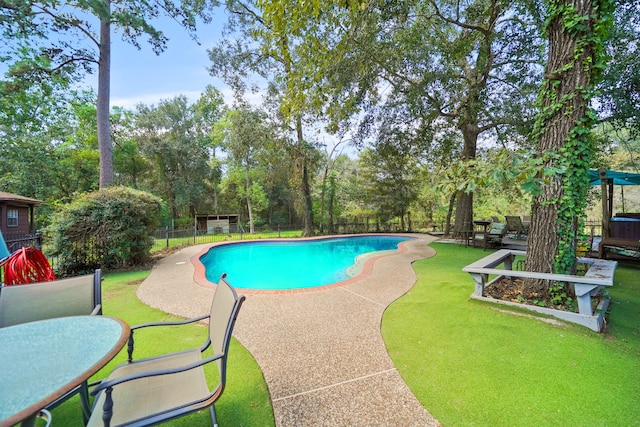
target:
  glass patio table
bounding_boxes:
[0,315,129,427]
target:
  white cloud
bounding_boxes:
[109,84,264,110]
[110,90,204,109]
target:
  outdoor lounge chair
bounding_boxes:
[505,215,529,239]
[472,222,507,250]
[87,273,245,427]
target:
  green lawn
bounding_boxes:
[152,230,303,252]
[383,242,640,426]
[50,269,275,426]
[49,242,639,426]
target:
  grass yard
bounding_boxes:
[50,269,275,427]
[383,242,640,426]
[152,230,303,252]
[47,240,639,426]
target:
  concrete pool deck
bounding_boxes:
[136,234,440,426]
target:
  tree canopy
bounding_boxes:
[1,0,638,289]
[1,0,219,187]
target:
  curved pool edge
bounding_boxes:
[136,232,441,426]
[190,233,415,294]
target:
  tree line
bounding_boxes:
[2,0,640,299]
[2,81,506,233]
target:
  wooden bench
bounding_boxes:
[598,237,640,260]
[463,250,617,332]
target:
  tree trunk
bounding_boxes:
[453,125,479,236]
[319,166,328,234]
[279,29,314,237]
[450,6,498,237]
[247,195,254,234]
[296,116,314,237]
[444,192,456,237]
[525,0,601,294]
[246,176,254,234]
[97,2,113,188]
[454,191,473,237]
[327,175,335,234]
[170,192,177,223]
[526,191,560,276]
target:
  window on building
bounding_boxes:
[7,209,18,227]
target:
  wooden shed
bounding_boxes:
[195,214,240,234]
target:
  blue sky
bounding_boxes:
[104,16,352,156]
[0,8,232,107]
[85,12,231,109]
[1,9,351,154]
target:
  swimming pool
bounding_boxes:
[198,235,412,291]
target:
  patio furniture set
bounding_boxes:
[467,215,529,250]
[0,270,244,427]
[469,212,640,262]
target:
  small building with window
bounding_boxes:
[0,192,43,238]
[195,214,240,234]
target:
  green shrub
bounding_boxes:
[173,216,194,228]
[46,187,162,275]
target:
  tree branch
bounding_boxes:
[428,0,495,36]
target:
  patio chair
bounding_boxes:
[87,273,245,427]
[505,216,529,239]
[0,269,102,328]
[0,269,103,420]
[472,222,507,250]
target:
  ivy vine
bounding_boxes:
[430,0,614,297]
[533,0,614,288]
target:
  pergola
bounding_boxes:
[589,169,640,239]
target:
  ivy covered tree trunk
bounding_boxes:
[525,0,612,296]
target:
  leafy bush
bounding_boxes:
[46,187,162,275]
[173,216,194,228]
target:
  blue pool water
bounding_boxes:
[199,235,412,290]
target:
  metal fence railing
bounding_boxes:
[584,219,602,238]
[150,221,415,252]
[158,218,608,252]
[3,232,42,253]
[2,218,607,275]
[151,225,297,252]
